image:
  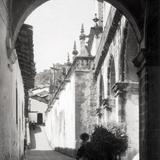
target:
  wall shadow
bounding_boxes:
[26,150,74,160]
[30,125,42,149]
[55,147,76,158]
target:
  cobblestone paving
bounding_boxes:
[25,126,74,160]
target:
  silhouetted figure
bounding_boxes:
[23,138,27,159]
[76,133,89,160]
[32,121,36,130]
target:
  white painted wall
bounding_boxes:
[0,8,25,158]
[29,99,48,123]
[29,112,37,123]
[45,74,76,149]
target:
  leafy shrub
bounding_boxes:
[77,123,128,160]
[91,123,128,157]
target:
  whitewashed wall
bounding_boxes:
[30,99,48,123]
[45,74,76,150]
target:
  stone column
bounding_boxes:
[113,82,139,160]
[113,82,138,123]
[133,1,160,159]
[113,82,127,122]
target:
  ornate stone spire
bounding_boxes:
[79,24,86,40]
[79,24,89,57]
[67,52,70,63]
[81,24,84,34]
[72,41,78,56]
[67,52,71,65]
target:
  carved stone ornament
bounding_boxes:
[112,82,139,96]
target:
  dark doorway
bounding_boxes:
[37,113,43,125]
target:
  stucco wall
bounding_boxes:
[45,74,76,151]
[45,57,96,157]
[75,70,97,148]
[29,99,48,123]
[125,93,139,160]
[0,2,25,159]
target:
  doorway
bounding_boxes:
[37,113,43,125]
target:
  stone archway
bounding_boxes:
[11,0,144,45]
[8,1,160,160]
[10,1,147,160]
[11,0,49,43]
[103,0,144,42]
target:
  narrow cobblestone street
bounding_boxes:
[26,126,74,160]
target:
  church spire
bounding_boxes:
[67,52,71,65]
[72,41,78,56]
[67,52,70,63]
[73,41,76,50]
[79,24,86,40]
[81,24,84,34]
[79,24,89,57]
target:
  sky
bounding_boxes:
[25,0,96,73]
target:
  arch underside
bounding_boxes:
[12,0,49,43]
[104,0,145,42]
[12,0,145,43]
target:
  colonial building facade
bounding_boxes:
[93,4,139,160]
[45,4,139,160]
